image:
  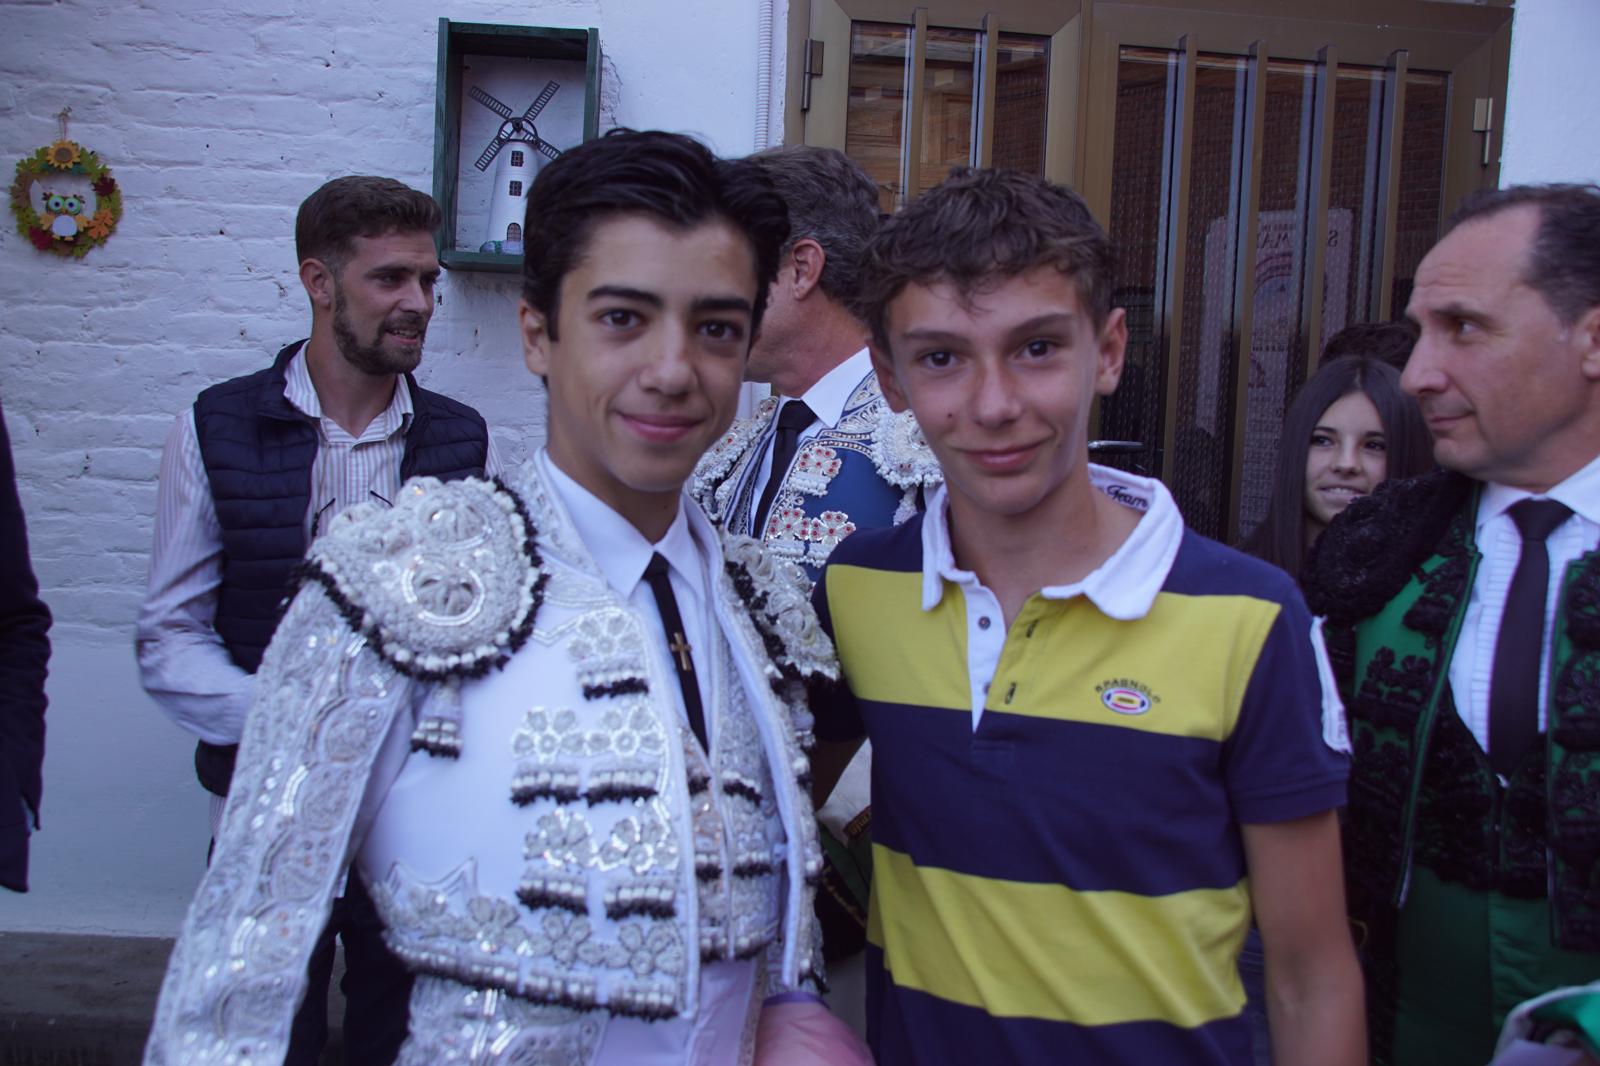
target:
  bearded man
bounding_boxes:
[136,175,497,1065]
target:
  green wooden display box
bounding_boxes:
[433,19,600,273]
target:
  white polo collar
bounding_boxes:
[920,464,1184,621]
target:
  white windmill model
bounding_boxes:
[470,80,564,254]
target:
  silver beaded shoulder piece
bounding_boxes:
[719,534,838,754]
[869,406,943,493]
[300,476,547,757]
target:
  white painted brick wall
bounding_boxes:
[1502,0,1600,186]
[0,0,767,934]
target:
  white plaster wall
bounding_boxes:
[1500,0,1600,186]
[0,0,768,935]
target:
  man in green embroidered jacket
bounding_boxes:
[1306,183,1600,1066]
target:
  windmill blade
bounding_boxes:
[469,86,515,120]
[474,135,507,171]
[532,137,562,161]
[523,80,560,122]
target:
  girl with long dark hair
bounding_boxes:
[1241,354,1433,581]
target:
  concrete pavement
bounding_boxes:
[0,932,345,1065]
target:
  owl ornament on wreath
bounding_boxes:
[10,140,121,258]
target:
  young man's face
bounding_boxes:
[873,264,1126,522]
[521,212,758,532]
[326,229,439,375]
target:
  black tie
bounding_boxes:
[643,553,708,752]
[1487,498,1572,776]
[753,400,817,536]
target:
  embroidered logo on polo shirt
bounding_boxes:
[1101,484,1150,512]
[1095,677,1160,715]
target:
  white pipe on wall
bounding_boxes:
[755,0,775,150]
[739,0,782,419]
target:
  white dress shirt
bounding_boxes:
[1449,450,1600,753]
[742,348,872,531]
[538,449,715,735]
[136,348,501,749]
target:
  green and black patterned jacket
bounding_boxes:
[1304,470,1600,953]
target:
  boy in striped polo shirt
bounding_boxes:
[809,168,1365,1065]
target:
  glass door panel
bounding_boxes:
[919,27,979,194]
[1237,59,1317,536]
[846,22,912,213]
[1172,52,1249,538]
[1389,69,1449,318]
[1322,65,1387,346]
[1101,46,1179,480]
[844,20,1054,211]
[993,33,1050,173]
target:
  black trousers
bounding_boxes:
[284,872,414,1066]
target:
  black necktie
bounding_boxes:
[753,400,817,536]
[643,553,708,752]
[1487,498,1572,776]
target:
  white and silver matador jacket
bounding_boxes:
[145,461,832,1065]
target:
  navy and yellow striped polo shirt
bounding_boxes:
[812,488,1348,1065]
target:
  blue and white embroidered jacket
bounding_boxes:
[692,364,941,584]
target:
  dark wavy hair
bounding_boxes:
[857,167,1114,355]
[748,146,879,316]
[295,176,441,270]
[1448,182,1600,325]
[1319,320,1417,371]
[520,129,790,341]
[1239,355,1432,582]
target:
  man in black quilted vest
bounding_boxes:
[136,175,498,1065]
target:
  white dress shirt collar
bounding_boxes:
[536,449,706,599]
[1478,449,1600,533]
[920,464,1184,620]
[793,347,873,429]
[284,345,414,441]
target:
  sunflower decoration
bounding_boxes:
[45,140,81,169]
[11,139,122,258]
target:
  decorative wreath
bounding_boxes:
[10,140,121,258]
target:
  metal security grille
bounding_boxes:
[1099,37,1482,541]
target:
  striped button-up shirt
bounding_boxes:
[136,348,500,749]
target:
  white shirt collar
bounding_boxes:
[920,464,1184,621]
[1478,449,1600,533]
[791,348,872,430]
[285,345,414,439]
[536,448,706,599]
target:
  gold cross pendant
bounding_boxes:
[668,631,694,673]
